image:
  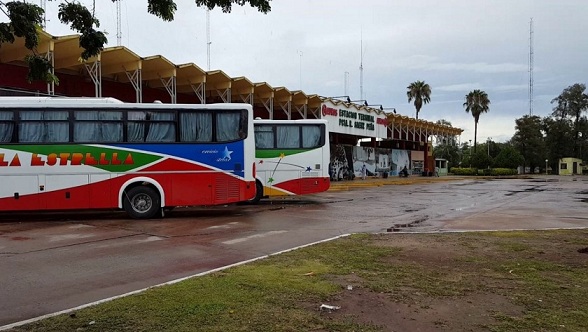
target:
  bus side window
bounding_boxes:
[145,111,175,142]
[0,111,15,143]
[302,125,322,148]
[216,112,241,142]
[20,110,69,143]
[254,125,274,149]
[276,125,300,149]
[179,112,212,142]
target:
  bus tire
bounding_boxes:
[249,181,264,204]
[123,186,161,219]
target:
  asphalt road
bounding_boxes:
[1,176,587,327]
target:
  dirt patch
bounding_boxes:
[319,288,522,331]
[301,231,588,331]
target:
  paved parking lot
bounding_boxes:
[1,175,587,328]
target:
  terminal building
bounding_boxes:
[0,30,463,178]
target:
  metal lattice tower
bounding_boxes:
[39,0,47,29]
[529,18,534,116]
[359,32,364,100]
[344,71,349,96]
[116,0,122,46]
[206,9,211,71]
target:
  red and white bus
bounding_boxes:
[251,119,330,202]
[0,97,256,218]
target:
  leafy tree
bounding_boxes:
[463,89,490,153]
[542,117,574,174]
[511,115,546,173]
[493,145,524,169]
[433,141,459,167]
[0,0,271,83]
[551,83,588,157]
[433,119,460,167]
[470,148,491,169]
[406,80,431,120]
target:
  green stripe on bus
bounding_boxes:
[1,145,161,172]
[255,149,311,159]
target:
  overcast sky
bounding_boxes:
[42,0,587,144]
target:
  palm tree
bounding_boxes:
[406,81,431,120]
[463,90,491,152]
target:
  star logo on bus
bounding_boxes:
[268,177,274,183]
[222,146,233,161]
[306,166,312,172]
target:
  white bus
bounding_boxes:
[251,119,330,202]
[0,97,256,218]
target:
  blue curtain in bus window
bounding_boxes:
[276,125,300,148]
[216,112,240,142]
[99,111,123,142]
[0,111,13,142]
[302,125,321,148]
[44,111,69,142]
[254,125,274,149]
[146,112,175,142]
[19,111,44,142]
[127,111,146,142]
[180,112,212,142]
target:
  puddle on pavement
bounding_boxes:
[505,186,545,196]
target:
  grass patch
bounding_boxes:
[12,230,588,332]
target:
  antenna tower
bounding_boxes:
[206,9,211,71]
[359,31,364,100]
[344,71,349,95]
[116,0,122,46]
[39,0,47,29]
[529,18,534,116]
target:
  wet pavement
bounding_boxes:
[1,175,587,327]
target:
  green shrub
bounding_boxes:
[490,168,518,176]
[450,167,478,176]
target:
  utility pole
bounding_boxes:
[116,0,122,46]
[529,18,534,116]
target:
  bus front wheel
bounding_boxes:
[123,186,161,219]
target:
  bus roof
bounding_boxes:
[0,97,252,110]
[0,96,124,104]
[253,119,327,125]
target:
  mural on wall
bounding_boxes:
[376,148,391,174]
[329,144,354,181]
[391,149,410,175]
[331,144,408,178]
[352,146,375,176]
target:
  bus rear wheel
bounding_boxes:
[123,186,161,219]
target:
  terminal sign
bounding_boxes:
[322,105,375,131]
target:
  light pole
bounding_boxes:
[487,137,491,157]
[469,140,472,168]
[545,159,548,175]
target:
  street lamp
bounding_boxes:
[545,159,548,175]
[367,104,384,111]
[329,96,351,103]
[350,99,369,107]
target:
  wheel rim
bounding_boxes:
[130,193,153,214]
